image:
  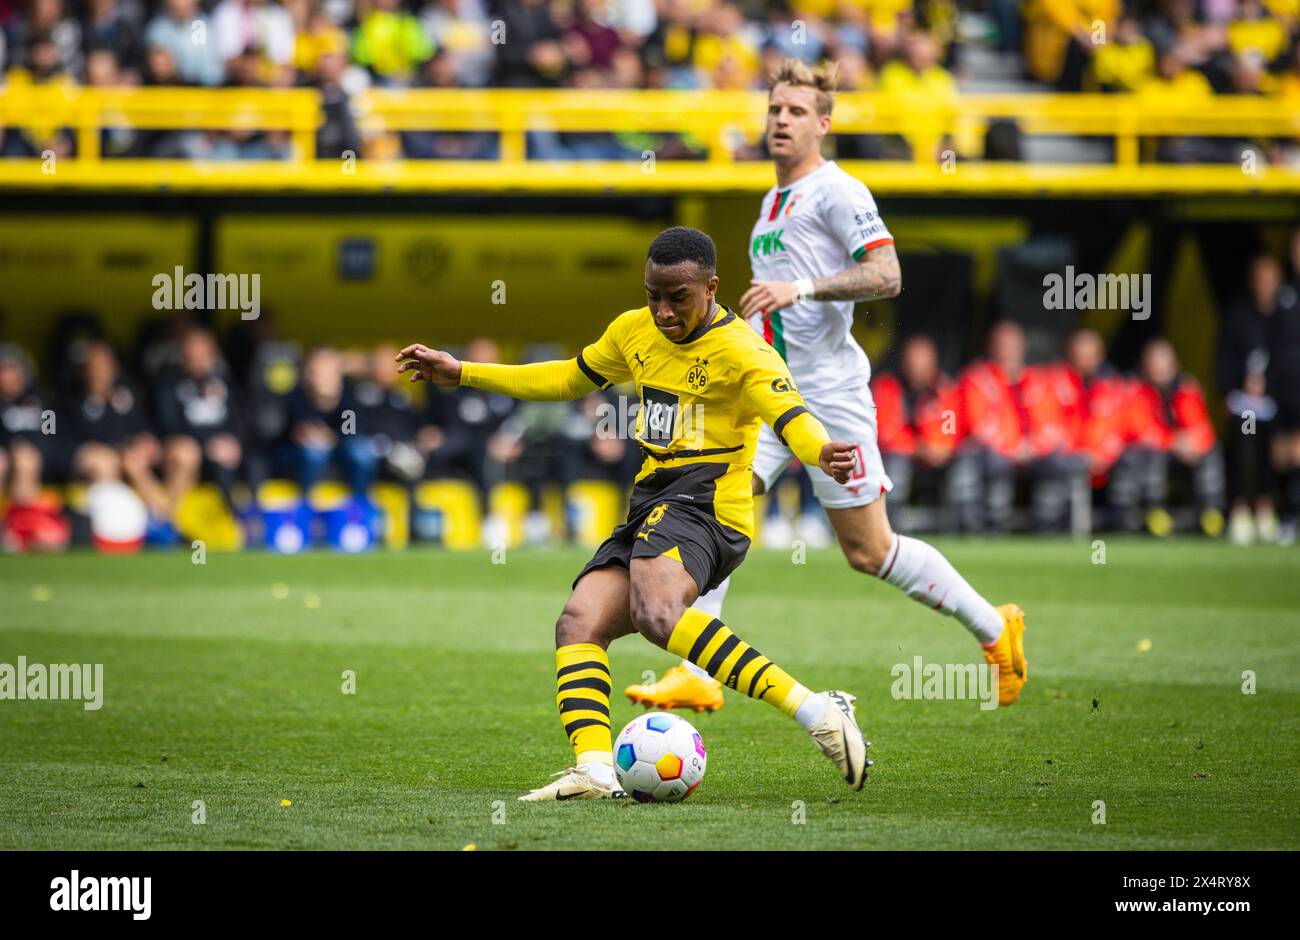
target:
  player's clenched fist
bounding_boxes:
[396,344,462,386]
[819,441,858,484]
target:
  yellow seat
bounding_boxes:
[487,481,530,548]
[175,483,243,551]
[256,479,302,509]
[370,482,410,550]
[414,479,482,550]
[307,481,351,511]
[61,482,90,514]
[566,480,623,548]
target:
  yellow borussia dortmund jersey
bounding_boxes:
[459,303,833,541]
[575,304,825,539]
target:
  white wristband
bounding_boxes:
[793,278,816,302]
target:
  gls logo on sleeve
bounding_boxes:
[638,386,680,447]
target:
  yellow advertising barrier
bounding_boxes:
[212,213,671,349]
[0,215,197,352]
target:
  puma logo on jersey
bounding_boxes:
[751,230,786,257]
[633,353,650,369]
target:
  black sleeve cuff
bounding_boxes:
[576,353,611,390]
[772,405,808,443]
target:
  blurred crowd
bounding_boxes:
[1,0,1298,162]
[0,317,642,549]
[867,231,1300,545]
[3,229,1299,551]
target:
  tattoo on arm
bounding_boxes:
[810,244,902,302]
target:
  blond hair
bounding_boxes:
[767,59,838,116]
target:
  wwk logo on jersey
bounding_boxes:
[752,230,786,257]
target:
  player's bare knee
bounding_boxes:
[628,594,682,649]
[845,540,891,576]
[555,608,605,647]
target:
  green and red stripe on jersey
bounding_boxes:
[761,310,787,360]
[852,237,894,260]
[768,189,792,221]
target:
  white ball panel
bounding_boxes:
[629,733,667,764]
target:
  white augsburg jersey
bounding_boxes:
[747,160,893,397]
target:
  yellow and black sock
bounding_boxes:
[666,608,810,718]
[555,643,613,767]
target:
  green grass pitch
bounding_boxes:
[2,538,1297,851]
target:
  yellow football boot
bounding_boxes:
[982,604,1028,706]
[624,664,724,713]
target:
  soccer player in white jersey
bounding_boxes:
[626,59,1028,714]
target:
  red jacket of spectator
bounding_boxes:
[1061,364,1138,475]
[1128,374,1217,457]
[872,372,964,462]
[957,360,1073,460]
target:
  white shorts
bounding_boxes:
[754,382,893,510]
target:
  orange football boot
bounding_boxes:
[625,664,724,713]
[982,604,1028,706]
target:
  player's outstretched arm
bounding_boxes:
[396,343,594,402]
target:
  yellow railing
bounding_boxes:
[2,85,1298,194]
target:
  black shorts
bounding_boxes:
[574,464,750,595]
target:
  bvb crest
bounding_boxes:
[686,359,709,392]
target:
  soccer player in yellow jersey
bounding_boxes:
[397,227,871,800]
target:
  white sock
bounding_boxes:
[879,534,1004,645]
[793,689,826,730]
[680,659,713,680]
[692,576,730,619]
[578,751,615,785]
[681,577,732,680]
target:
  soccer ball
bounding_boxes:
[614,712,707,803]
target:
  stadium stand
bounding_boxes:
[2,1,1299,552]
[0,0,1296,191]
[4,226,1300,551]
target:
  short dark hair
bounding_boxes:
[647,226,717,276]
